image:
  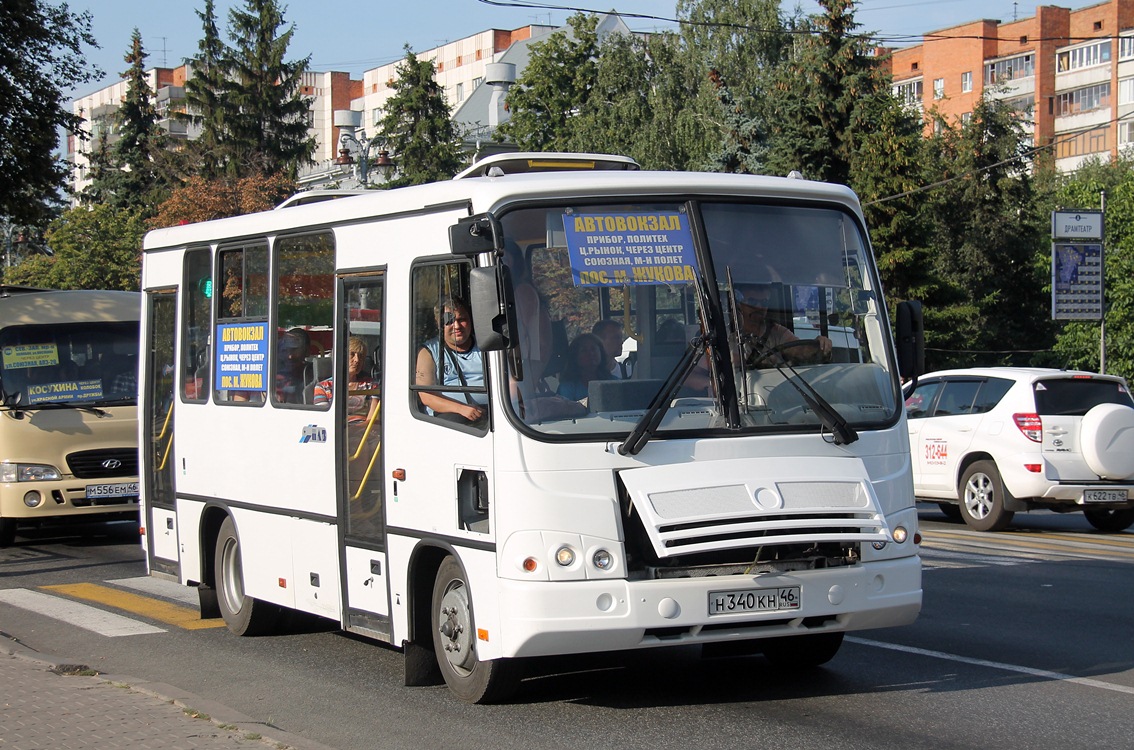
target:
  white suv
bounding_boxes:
[904,367,1134,532]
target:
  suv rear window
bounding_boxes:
[1033,378,1134,416]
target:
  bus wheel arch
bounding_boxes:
[196,506,228,619]
[213,515,281,636]
[429,554,521,703]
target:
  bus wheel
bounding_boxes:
[0,518,15,547]
[431,556,520,703]
[215,516,279,636]
[762,632,844,668]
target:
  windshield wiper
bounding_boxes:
[619,335,707,456]
[7,401,109,417]
[747,338,858,446]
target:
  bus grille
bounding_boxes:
[67,448,138,479]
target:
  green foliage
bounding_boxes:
[918,98,1053,370]
[180,0,229,178]
[0,0,100,226]
[111,30,168,213]
[222,0,315,177]
[1050,157,1134,380]
[6,205,145,291]
[499,14,599,151]
[378,48,465,185]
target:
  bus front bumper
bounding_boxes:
[495,555,921,659]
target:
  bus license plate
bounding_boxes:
[1084,489,1128,503]
[86,482,139,499]
[708,586,800,616]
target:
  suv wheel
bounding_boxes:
[1083,507,1134,533]
[959,461,1014,532]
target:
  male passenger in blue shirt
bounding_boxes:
[415,296,487,424]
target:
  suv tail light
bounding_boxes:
[1013,413,1043,442]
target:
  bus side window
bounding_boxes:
[410,260,488,431]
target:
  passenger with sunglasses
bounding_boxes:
[415,296,487,425]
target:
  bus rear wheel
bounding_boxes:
[215,516,280,636]
[431,556,520,703]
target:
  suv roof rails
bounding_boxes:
[453,152,640,180]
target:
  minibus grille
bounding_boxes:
[67,449,138,478]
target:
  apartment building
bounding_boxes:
[69,66,362,198]
[886,0,1134,172]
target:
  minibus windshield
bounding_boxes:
[0,322,140,408]
[500,200,899,438]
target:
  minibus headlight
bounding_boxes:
[24,491,43,508]
[1,462,61,483]
[555,546,576,567]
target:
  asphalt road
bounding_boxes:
[2,508,1132,750]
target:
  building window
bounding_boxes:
[1055,82,1111,116]
[456,82,464,101]
[985,54,1035,84]
[933,78,945,99]
[1055,128,1109,159]
[1119,121,1134,147]
[1120,77,1134,105]
[1056,40,1111,73]
[1121,34,1134,60]
[961,71,973,93]
[961,112,972,126]
[892,79,923,107]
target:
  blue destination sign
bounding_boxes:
[216,322,269,392]
[563,211,699,287]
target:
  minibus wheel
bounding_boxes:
[431,556,520,703]
[215,516,280,636]
[0,518,15,547]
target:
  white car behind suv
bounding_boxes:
[904,367,1134,532]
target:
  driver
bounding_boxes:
[734,285,832,366]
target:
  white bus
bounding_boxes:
[139,155,924,703]
[1,287,141,546]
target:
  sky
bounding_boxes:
[69,0,1045,99]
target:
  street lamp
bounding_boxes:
[333,110,395,187]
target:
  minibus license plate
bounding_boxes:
[709,586,800,616]
[1084,489,1128,503]
[86,482,139,499]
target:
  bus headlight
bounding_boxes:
[555,545,576,567]
[1,462,61,482]
[892,526,909,544]
[592,548,613,570]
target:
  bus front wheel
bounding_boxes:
[431,556,520,703]
[214,516,280,636]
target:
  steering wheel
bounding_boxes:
[750,338,830,366]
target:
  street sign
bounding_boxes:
[1052,242,1104,320]
[1052,210,1103,240]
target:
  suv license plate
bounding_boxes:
[86,482,139,499]
[1083,489,1128,503]
[709,586,800,616]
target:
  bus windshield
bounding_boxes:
[500,200,898,437]
[0,322,139,408]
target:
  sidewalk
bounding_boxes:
[0,644,337,750]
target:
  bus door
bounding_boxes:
[337,274,390,636]
[143,289,179,575]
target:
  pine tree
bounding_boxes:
[377,48,465,186]
[181,0,229,178]
[223,0,314,177]
[113,29,167,211]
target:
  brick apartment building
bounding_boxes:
[886,0,1134,172]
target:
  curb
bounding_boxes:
[1,640,338,750]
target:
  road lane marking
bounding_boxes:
[108,576,199,606]
[0,588,165,637]
[850,636,1134,696]
[41,583,225,631]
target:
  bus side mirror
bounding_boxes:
[896,300,925,381]
[450,214,500,257]
[469,265,517,353]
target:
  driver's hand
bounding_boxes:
[816,336,832,355]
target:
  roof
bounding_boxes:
[0,289,140,325]
[920,366,1127,383]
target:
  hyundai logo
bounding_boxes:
[101,458,122,470]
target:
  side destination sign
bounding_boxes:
[563,211,698,287]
